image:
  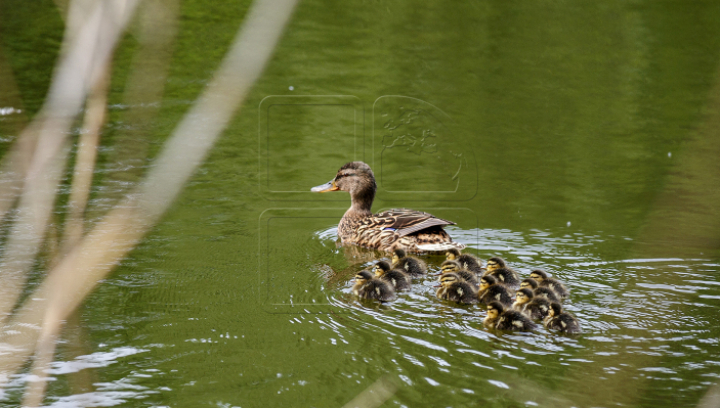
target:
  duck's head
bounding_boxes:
[438,272,461,288]
[440,260,462,274]
[445,248,461,261]
[479,275,496,291]
[529,269,548,282]
[354,270,373,285]
[520,278,538,290]
[392,249,406,264]
[312,162,376,195]
[486,257,506,273]
[373,260,392,277]
[515,288,533,305]
[486,301,504,320]
[548,302,562,318]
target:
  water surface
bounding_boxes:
[1,0,720,406]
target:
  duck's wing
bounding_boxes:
[372,208,455,237]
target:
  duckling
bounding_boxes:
[492,301,537,332]
[534,286,560,303]
[484,301,503,328]
[477,275,512,307]
[373,261,411,291]
[514,288,550,320]
[392,248,427,278]
[352,270,397,302]
[529,269,569,299]
[512,287,533,312]
[520,278,538,291]
[486,267,520,290]
[543,302,582,334]
[436,272,478,304]
[440,260,478,286]
[445,248,483,275]
[522,276,560,302]
[485,257,512,275]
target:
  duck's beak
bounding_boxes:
[311,180,339,193]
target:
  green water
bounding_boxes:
[2,0,720,406]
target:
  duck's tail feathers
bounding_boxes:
[416,242,466,252]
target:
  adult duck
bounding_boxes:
[312,162,464,252]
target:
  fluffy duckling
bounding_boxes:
[543,302,582,334]
[514,288,551,320]
[522,276,560,302]
[529,269,569,299]
[445,248,483,275]
[534,286,560,303]
[484,301,503,328]
[436,272,478,305]
[492,301,537,332]
[440,260,479,286]
[485,257,512,274]
[486,267,520,289]
[477,275,512,307]
[520,278,538,291]
[373,261,411,291]
[391,248,427,278]
[512,287,533,312]
[352,270,397,302]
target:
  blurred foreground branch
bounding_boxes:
[0,0,299,405]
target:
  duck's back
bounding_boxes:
[457,254,483,275]
[437,282,478,304]
[395,257,427,278]
[495,310,536,331]
[354,280,396,302]
[541,278,569,299]
[545,313,581,334]
[379,269,412,291]
[524,297,551,320]
[342,209,464,252]
[479,285,513,307]
[488,268,520,289]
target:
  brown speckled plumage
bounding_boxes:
[314,162,465,252]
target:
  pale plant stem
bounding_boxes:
[61,64,110,256]
[0,0,140,325]
[21,323,61,408]
[0,0,299,393]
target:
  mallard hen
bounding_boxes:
[312,162,464,252]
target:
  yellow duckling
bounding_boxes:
[392,248,427,278]
[436,273,478,305]
[529,269,569,299]
[485,256,509,274]
[445,248,483,275]
[477,275,512,307]
[352,270,396,302]
[513,288,550,320]
[543,302,582,334]
[484,302,502,328]
[440,260,478,286]
[373,261,411,291]
[488,301,536,332]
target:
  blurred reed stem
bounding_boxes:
[0,1,300,406]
